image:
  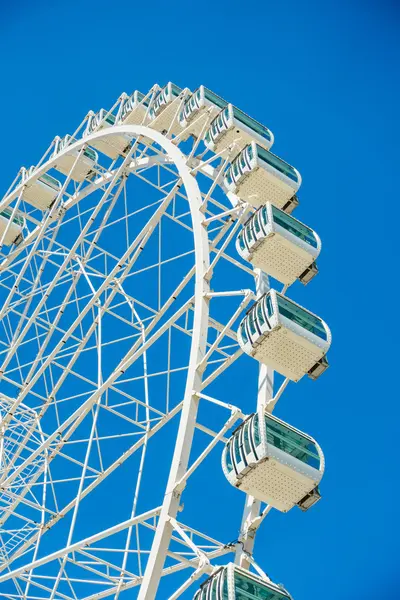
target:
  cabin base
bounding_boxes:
[53,154,95,182]
[237,457,318,512]
[90,136,131,160]
[234,168,298,212]
[249,232,317,285]
[22,185,58,211]
[0,218,23,246]
[211,127,255,158]
[149,98,185,136]
[251,326,325,382]
[181,107,216,140]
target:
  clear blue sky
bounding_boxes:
[1,0,399,598]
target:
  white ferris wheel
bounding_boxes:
[0,83,331,600]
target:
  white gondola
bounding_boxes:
[0,207,25,246]
[204,104,273,158]
[84,109,132,159]
[224,142,301,214]
[148,82,190,135]
[52,135,98,182]
[236,202,320,285]
[222,408,323,512]
[178,85,228,139]
[237,290,331,382]
[194,563,293,600]
[120,90,149,125]
[21,167,61,211]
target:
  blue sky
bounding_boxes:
[1,0,399,598]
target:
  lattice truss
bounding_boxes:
[0,85,275,599]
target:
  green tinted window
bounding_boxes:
[265,415,320,469]
[243,422,252,455]
[234,434,242,464]
[232,108,272,142]
[277,295,327,340]
[104,113,116,125]
[83,147,97,161]
[257,302,265,326]
[204,87,227,109]
[1,208,24,226]
[170,83,182,96]
[271,206,317,248]
[40,173,60,189]
[238,232,246,251]
[225,445,234,474]
[222,572,229,600]
[248,311,257,335]
[265,295,273,318]
[253,414,261,446]
[234,570,289,599]
[261,205,268,228]
[240,322,248,344]
[257,146,298,183]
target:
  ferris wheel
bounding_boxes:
[0,82,331,599]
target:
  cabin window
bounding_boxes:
[256,302,265,326]
[231,108,272,142]
[247,144,254,162]
[225,446,234,474]
[234,570,287,599]
[249,312,257,336]
[277,295,327,340]
[254,214,261,234]
[240,322,249,345]
[1,208,24,227]
[265,295,273,318]
[253,414,261,446]
[233,161,240,179]
[211,573,219,596]
[41,173,60,189]
[261,205,268,227]
[272,206,317,248]
[265,416,320,469]
[234,434,242,465]
[84,148,97,162]
[204,88,227,110]
[238,233,246,251]
[257,146,298,183]
[245,225,254,245]
[243,422,252,455]
[226,170,233,187]
[222,573,229,600]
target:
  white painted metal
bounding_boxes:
[0,86,328,600]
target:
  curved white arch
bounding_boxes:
[0,125,211,598]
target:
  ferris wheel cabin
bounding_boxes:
[84,109,133,159]
[194,564,292,600]
[0,207,25,246]
[178,85,228,139]
[148,82,189,136]
[236,202,320,285]
[237,290,331,382]
[52,135,98,182]
[204,104,274,158]
[224,143,301,214]
[120,90,150,125]
[222,408,323,512]
[20,167,61,210]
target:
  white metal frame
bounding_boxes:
[0,86,328,600]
